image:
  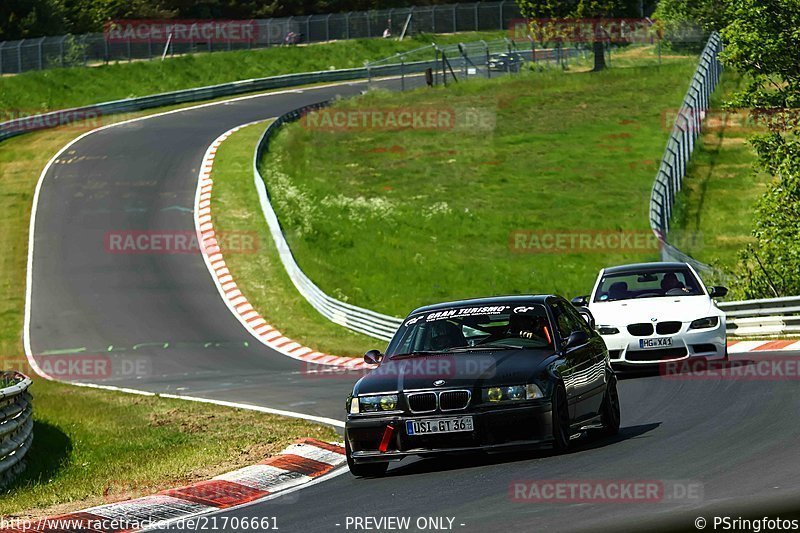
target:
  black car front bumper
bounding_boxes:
[346,402,554,464]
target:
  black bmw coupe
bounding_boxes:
[345,295,621,477]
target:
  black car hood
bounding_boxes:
[353,349,557,395]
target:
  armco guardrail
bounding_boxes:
[720,296,800,337]
[253,102,404,342]
[649,32,723,275]
[0,62,427,144]
[0,372,33,489]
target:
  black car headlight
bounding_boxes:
[689,316,719,330]
[597,326,620,335]
[482,384,543,403]
[350,394,398,414]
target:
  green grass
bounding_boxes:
[670,72,770,272]
[4,383,337,518]
[0,32,504,115]
[210,122,379,356]
[260,52,699,318]
[0,111,337,519]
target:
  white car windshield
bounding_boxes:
[593,267,704,302]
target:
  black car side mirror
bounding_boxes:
[709,286,728,298]
[564,331,590,351]
[571,295,589,307]
[364,349,383,365]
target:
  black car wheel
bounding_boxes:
[551,383,571,452]
[600,375,621,436]
[346,439,389,478]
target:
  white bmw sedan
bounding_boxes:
[572,262,729,368]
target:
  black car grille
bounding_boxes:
[626,348,687,362]
[627,323,654,336]
[439,390,470,411]
[407,392,437,413]
[656,321,682,334]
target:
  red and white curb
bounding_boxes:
[727,339,800,354]
[2,439,345,533]
[194,124,371,371]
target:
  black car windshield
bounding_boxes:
[593,267,704,302]
[386,303,553,357]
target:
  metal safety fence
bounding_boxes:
[720,296,800,338]
[0,1,522,74]
[649,32,723,275]
[366,38,583,88]
[0,372,33,490]
[253,101,405,341]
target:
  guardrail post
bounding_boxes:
[499,1,505,29]
[345,13,351,40]
[38,37,45,70]
[17,39,23,73]
[483,40,490,78]
[0,42,5,74]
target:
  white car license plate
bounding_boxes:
[406,416,473,435]
[639,337,673,349]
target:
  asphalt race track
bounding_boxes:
[27,78,800,531]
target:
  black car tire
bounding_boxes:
[600,374,621,436]
[346,439,389,478]
[551,383,571,452]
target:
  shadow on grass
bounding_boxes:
[5,421,71,492]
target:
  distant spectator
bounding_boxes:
[284,31,300,45]
[383,27,391,38]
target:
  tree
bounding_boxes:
[0,0,67,40]
[517,0,645,71]
[652,0,729,51]
[721,0,800,298]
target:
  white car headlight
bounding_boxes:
[597,326,620,335]
[689,316,719,329]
